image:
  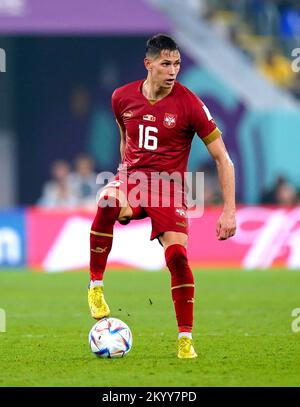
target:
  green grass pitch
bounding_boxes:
[0,268,300,387]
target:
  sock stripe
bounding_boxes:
[171,283,195,291]
[90,230,113,238]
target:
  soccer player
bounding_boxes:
[88,34,236,359]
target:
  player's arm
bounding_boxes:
[206,136,236,240]
[111,90,126,161]
[116,120,126,160]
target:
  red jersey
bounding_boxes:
[112,80,221,176]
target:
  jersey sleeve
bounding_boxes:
[189,94,221,145]
[111,89,126,133]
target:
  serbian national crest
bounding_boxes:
[163,113,177,129]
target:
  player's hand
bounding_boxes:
[216,210,236,240]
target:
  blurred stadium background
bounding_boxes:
[0,0,299,272]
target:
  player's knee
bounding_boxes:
[99,186,128,207]
[92,196,121,228]
[98,195,120,208]
[165,244,194,283]
[159,232,187,248]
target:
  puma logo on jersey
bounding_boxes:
[123,110,133,118]
[163,113,177,128]
[143,114,156,122]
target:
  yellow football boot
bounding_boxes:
[177,337,198,359]
[88,285,110,320]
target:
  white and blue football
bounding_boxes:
[89,317,132,358]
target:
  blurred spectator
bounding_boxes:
[260,175,299,205]
[275,181,298,205]
[258,48,294,87]
[38,160,78,208]
[69,154,98,208]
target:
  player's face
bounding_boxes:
[146,49,181,89]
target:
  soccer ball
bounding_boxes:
[88,317,132,358]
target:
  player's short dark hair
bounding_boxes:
[146,34,179,58]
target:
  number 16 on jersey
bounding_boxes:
[139,124,158,151]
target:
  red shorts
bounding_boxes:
[106,172,188,240]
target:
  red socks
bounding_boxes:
[90,197,121,281]
[165,244,195,333]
